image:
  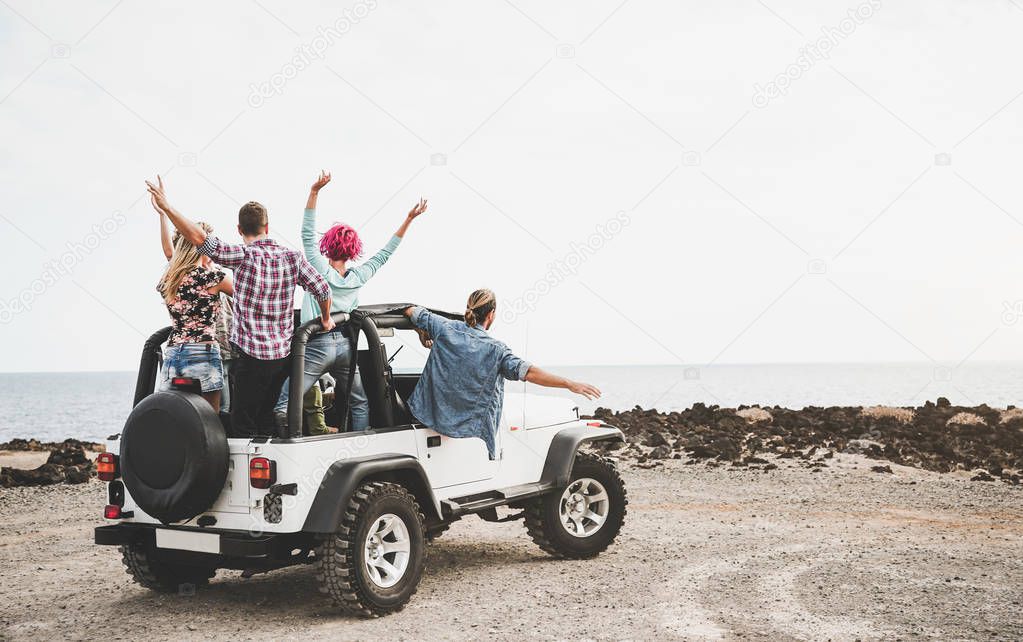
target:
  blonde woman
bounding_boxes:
[403,289,601,459]
[159,205,237,415]
[153,197,234,410]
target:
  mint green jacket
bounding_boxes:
[300,208,401,324]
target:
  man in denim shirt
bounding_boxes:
[404,289,601,459]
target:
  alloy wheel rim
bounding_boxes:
[363,513,411,588]
[559,477,610,538]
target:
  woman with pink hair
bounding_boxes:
[274,170,427,431]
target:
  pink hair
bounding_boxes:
[319,223,363,261]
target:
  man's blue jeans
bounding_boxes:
[273,329,369,430]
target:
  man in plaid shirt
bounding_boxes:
[147,176,334,437]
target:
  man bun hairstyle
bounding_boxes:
[238,201,268,237]
[465,288,496,328]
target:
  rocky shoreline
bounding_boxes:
[587,398,1023,485]
[3,398,1022,487]
[0,439,103,488]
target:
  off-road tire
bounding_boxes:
[315,482,426,617]
[119,542,217,593]
[525,452,627,559]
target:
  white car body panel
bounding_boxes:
[109,392,611,536]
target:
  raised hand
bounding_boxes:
[150,193,165,216]
[395,198,427,238]
[145,175,169,211]
[311,170,332,193]
[407,197,428,219]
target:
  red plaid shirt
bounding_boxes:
[199,236,330,360]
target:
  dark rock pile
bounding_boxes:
[0,441,101,488]
[0,438,104,452]
[587,398,1023,484]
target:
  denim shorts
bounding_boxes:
[160,343,224,393]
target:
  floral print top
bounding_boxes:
[160,266,225,346]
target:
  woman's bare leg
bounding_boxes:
[202,390,222,412]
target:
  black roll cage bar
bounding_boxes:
[132,305,460,439]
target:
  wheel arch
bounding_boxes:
[302,454,441,533]
[540,424,624,488]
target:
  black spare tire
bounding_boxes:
[121,391,229,524]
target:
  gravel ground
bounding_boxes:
[1,454,1020,641]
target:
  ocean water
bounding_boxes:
[1,364,1021,443]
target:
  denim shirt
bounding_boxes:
[407,307,532,459]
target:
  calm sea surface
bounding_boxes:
[1,364,1021,442]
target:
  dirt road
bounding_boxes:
[1,454,1020,640]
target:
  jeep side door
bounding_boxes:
[413,426,498,489]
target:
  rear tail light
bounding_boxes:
[249,457,276,489]
[586,421,603,427]
[96,453,119,481]
[169,377,201,393]
[104,505,123,519]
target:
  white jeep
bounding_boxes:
[94,304,627,616]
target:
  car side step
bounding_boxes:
[441,482,556,519]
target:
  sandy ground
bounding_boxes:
[0,451,50,470]
[0,453,1020,641]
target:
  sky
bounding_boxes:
[1,0,1022,373]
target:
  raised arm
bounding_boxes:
[306,169,330,211]
[301,171,331,274]
[350,199,428,283]
[394,198,427,239]
[145,176,207,247]
[153,195,173,260]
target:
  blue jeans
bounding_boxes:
[220,358,233,413]
[159,344,224,393]
[273,330,369,430]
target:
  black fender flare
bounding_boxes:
[540,424,625,487]
[302,454,441,533]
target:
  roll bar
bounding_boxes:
[284,308,441,437]
[133,326,172,407]
[135,305,458,438]
[285,311,350,437]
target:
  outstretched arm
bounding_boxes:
[524,366,602,401]
[145,175,207,247]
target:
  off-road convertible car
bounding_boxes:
[94,304,627,616]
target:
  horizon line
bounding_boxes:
[3,359,1023,376]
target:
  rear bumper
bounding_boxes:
[95,524,285,558]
